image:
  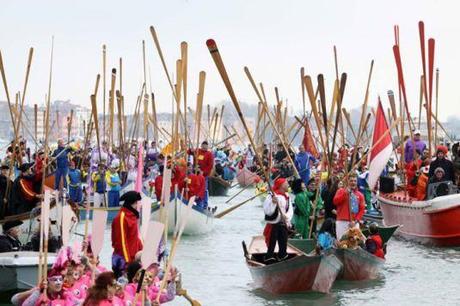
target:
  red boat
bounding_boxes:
[243,236,342,294]
[378,190,460,247]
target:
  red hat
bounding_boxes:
[436,145,448,154]
[273,178,287,192]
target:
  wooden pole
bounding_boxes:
[102,45,106,142]
[434,68,439,146]
[109,68,116,147]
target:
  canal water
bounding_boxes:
[82,187,460,306]
[2,186,459,305]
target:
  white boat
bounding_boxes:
[0,251,56,290]
[151,196,215,235]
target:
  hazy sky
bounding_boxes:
[0,0,459,120]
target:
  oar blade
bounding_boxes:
[141,221,165,268]
[61,205,74,247]
[90,209,108,256]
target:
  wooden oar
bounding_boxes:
[90,209,108,258]
[61,204,74,247]
[215,191,267,219]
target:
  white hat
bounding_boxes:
[110,160,120,169]
[413,129,421,135]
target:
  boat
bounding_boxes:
[243,235,342,294]
[0,251,56,290]
[378,189,460,246]
[208,176,231,196]
[151,195,214,235]
[236,167,259,187]
[332,247,385,281]
[289,224,398,281]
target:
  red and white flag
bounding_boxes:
[368,99,393,189]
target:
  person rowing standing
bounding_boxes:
[263,178,293,264]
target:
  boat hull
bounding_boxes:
[236,168,259,187]
[247,253,341,294]
[378,192,460,247]
[0,252,56,290]
[208,176,231,197]
[151,198,214,235]
[333,248,384,281]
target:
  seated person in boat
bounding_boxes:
[112,191,143,278]
[428,146,455,183]
[428,167,449,185]
[291,178,311,239]
[316,218,337,253]
[365,223,386,259]
[263,178,293,263]
[0,220,22,252]
[415,166,430,200]
[8,162,42,215]
[333,173,366,239]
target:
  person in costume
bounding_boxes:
[185,165,206,209]
[67,160,83,203]
[306,176,324,236]
[365,223,385,259]
[263,178,293,263]
[0,220,23,252]
[92,163,107,208]
[333,173,366,239]
[52,138,72,190]
[111,191,143,278]
[415,166,430,200]
[188,141,214,207]
[291,178,311,239]
[21,269,69,306]
[106,161,122,207]
[295,145,317,185]
[83,271,124,306]
[0,164,11,218]
[8,162,42,215]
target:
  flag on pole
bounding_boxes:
[302,117,319,158]
[368,99,393,189]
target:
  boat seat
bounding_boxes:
[427,181,458,200]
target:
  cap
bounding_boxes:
[18,163,33,172]
[413,129,421,135]
[2,220,23,232]
[120,191,142,205]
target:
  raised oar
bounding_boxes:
[329,73,347,165]
[434,68,439,146]
[341,108,357,142]
[318,75,329,163]
[304,76,326,154]
[206,39,273,193]
[244,69,300,178]
[301,67,306,115]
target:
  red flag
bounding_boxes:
[302,118,319,158]
[368,99,393,189]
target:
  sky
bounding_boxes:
[0,0,459,120]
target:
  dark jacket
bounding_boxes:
[321,188,337,220]
[8,175,39,215]
[428,158,455,182]
[0,234,21,252]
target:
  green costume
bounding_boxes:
[293,191,311,239]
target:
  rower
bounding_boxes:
[295,145,317,185]
[263,178,293,263]
[92,162,107,208]
[8,163,42,215]
[404,130,426,164]
[0,220,23,252]
[333,173,366,239]
[52,138,73,190]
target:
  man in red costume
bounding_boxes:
[333,173,365,239]
[189,141,214,207]
[185,165,206,208]
[111,191,143,278]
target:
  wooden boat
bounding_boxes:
[236,167,259,187]
[332,247,384,281]
[378,190,460,246]
[243,236,342,294]
[151,195,214,235]
[0,251,56,290]
[208,176,231,196]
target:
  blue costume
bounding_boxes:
[67,168,82,203]
[52,146,71,189]
[295,151,316,184]
[106,170,121,207]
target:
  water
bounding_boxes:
[82,187,460,306]
[4,186,459,305]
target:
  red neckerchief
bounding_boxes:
[273,189,289,201]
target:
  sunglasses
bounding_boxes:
[48,276,63,283]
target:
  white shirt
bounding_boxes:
[263,193,293,224]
